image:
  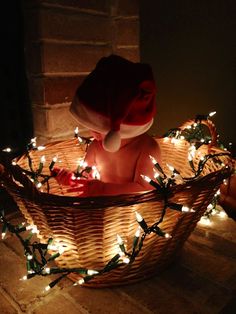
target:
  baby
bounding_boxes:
[54,55,161,197]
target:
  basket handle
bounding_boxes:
[179,118,217,150]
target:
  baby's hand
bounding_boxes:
[67,179,104,197]
[51,167,77,187]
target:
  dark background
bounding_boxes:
[0,1,33,154]
[0,0,235,154]
[140,0,236,151]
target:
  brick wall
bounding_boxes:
[23,0,140,143]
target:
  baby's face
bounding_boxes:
[90,131,104,141]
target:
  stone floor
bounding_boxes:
[0,197,236,314]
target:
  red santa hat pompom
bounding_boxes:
[70,55,157,152]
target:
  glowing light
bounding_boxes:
[163,137,169,142]
[36,182,42,188]
[40,156,46,164]
[2,147,11,152]
[78,278,85,285]
[140,174,151,183]
[182,206,190,212]
[135,227,141,238]
[2,232,6,239]
[116,234,123,245]
[149,155,157,164]
[122,257,130,264]
[26,225,39,234]
[12,161,17,166]
[207,204,213,210]
[218,211,227,218]
[199,217,212,226]
[45,285,51,291]
[166,164,175,172]
[27,255,33,260]
[171,137,179,144]
[42,267,51,274]
[209,111,216,117]
[135,211,143,222]
[165,233,171,239]
[74,127,79,135]
[21,275,28,281]
[78,136,83,143]
[188,144,196,161]
[37,146,45,151]
[92,166,100,180]
[87,270,99,276]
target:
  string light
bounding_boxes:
[48,156,57,171]
[209,111,216,117]
[2,147,11,152]
[87,270,99,276]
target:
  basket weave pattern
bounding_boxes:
[1,120,232,287]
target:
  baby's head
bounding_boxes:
[70,55,157,152]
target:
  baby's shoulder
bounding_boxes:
[138,133,159,148]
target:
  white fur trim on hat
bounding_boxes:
[70,98,154,140]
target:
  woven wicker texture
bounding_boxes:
[1,120,233,287]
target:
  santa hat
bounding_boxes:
[70,55,157,152]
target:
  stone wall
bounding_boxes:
[23,0,140,143]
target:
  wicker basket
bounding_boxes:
[0,119,233,287]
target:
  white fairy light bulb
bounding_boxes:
[87,270,99,276]
[182,206,190,212]
[40,155,46,164]
[199,217,212,226]
[27,255,33,260]
[2,232,6,239]
[180,135,185,140]
[166,164,175,172]
[209,111,216,117]
[165,233,171,239]
[78,136,83,143]
[116,234,123,245]
[140,174,151,183]
[26,225,39,234]
[163,137,169,143]
[74,127,79,136]
[2,147,11,152]
[58,246,65,255]
[218,211,227,219]
[44,267,51,274]
[45,285,51,292]
[37,146,45,151]
[149,155,157,164]
[12,160,17,166]
[207,204,213,210]
[92,166,100,180]
[135,227,141,238]
[36,182,42,188]
[171,137,179,144]
[135,211,143,223]
[122,257,130,264]
[78,278,85,285]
